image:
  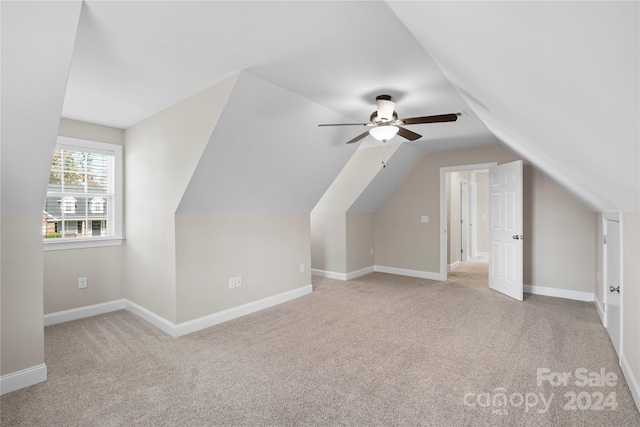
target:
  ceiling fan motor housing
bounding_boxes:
[375,94,395,121]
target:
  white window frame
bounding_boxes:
[43,136,123,251]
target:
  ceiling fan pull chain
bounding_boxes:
[382,140,386,168]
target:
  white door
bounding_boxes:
[489,160,523,301]
[604,216,621,357]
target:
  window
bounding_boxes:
[43,137,122,250]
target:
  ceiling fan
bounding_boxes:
[318,95,459,144]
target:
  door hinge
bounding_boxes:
[604,235,607,244]
[603,303,606,312]
[461,249,464,254]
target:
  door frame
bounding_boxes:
[460,178,469,262]
[439,162,497,280]
[468,179,478,259]
[602,210,623,360]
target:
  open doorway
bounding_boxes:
[439,163,496,280]
[445,170,489,271]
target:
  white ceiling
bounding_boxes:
[62,1,492,144]
[388,1,639,212]
[60,1,639,213]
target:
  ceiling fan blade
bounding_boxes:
[397,126,422,141]
[318,123,369,127]
[401,113,458,125]
[346,130,370,144]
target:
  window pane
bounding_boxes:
[62,220,85,238]
[50,150,62,171]
[48,170,62,191]
[44,196,63,218]
[63,171,84,188]
[87,174,108,193]
[43,217,61,238]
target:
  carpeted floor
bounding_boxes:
[2,261,639,426]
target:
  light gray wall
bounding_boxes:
[346,212,374,273]
[175,213,310,323]
[44,246,124,314]
[375,145,518,273]
[1,1,81,378]
[523,165,596,292]
[311,145,398,274]
[124,74,238,323]
[375,144,596,293]
[59,118,125,146]
[311,211,346,274]
[1,216,46,376]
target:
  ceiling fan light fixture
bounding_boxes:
[369,125,399,141]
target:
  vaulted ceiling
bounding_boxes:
[49,1,640,213]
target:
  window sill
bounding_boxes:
[43,237,124,251]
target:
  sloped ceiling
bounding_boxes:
[177,71,360,213]
[60,1,639,214]
[1,1,82,216]
[388,1,639,212]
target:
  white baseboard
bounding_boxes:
[621,352,640,414]
[0,363,47,395]
[173,284,312,337]
[44,300,126,326]
[44,285,313,340]
[311,268,347,281]
[346,266,375,280]
[447,261,460,271]
[524,284,595,302]
[374,265,442,281]
[595,297,606,327]
[313,265,442,282]
[125,300,178,337]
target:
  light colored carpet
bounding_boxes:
[2,261,639,426]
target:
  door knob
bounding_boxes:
[513,235,519,240]
[609,286,620,293]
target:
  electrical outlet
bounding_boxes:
[300,263,305,273]
[421,215,429,223]
[228,277,236,289]
[78,277,87,289]
[235,276,242,288]
[370,248,374,255]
